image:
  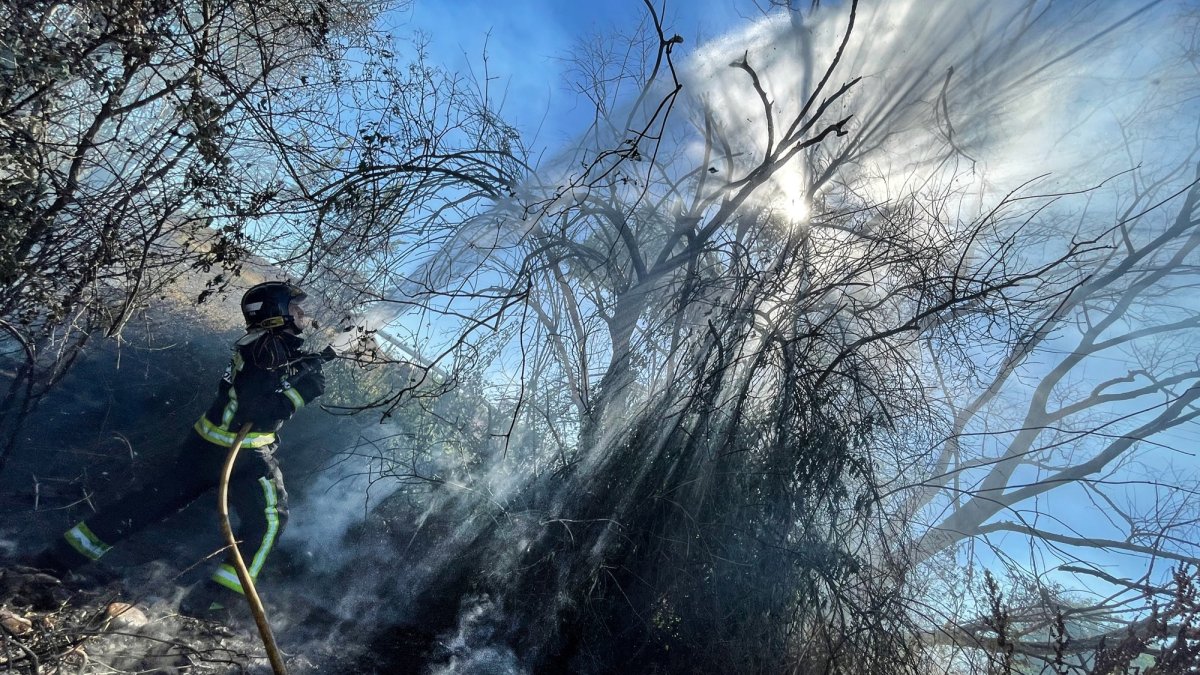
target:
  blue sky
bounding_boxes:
[362,0,1200,621]
[390,0,755,148]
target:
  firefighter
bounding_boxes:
[32,281,327,617]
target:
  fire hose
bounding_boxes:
[219,422,288,675]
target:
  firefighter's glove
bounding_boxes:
[290,367,326,404]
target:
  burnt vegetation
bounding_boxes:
[3,0,1200,673]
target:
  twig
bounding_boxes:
[0,622,40,674]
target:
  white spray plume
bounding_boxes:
[286,1,1195,670]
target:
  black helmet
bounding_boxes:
[241,282,307,330]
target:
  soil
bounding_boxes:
[0,286,399,673]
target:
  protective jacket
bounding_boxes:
[193,330,321,449]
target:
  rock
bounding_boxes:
[106,602,149,629]
[0,608,33,635]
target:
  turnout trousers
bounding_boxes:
[58,431,289,596]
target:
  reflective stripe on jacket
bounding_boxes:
[193,330,310,448]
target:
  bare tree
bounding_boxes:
[322,1,1200,671]
[7,0,1195,671]
[0,0,530,473]
[899,129,1200,672]
[0,0,369,468]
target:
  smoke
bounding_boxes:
[684,0,1183,214]
[0,0,1179,669]
[418,0,1187,668]
[325,0,1189,371]
[241,0,1199,671]
[0,0,1176,669]
[425,597,527,675]
[283,425,408,573]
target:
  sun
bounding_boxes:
[781,195,810,223]
[772,164,811,225]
